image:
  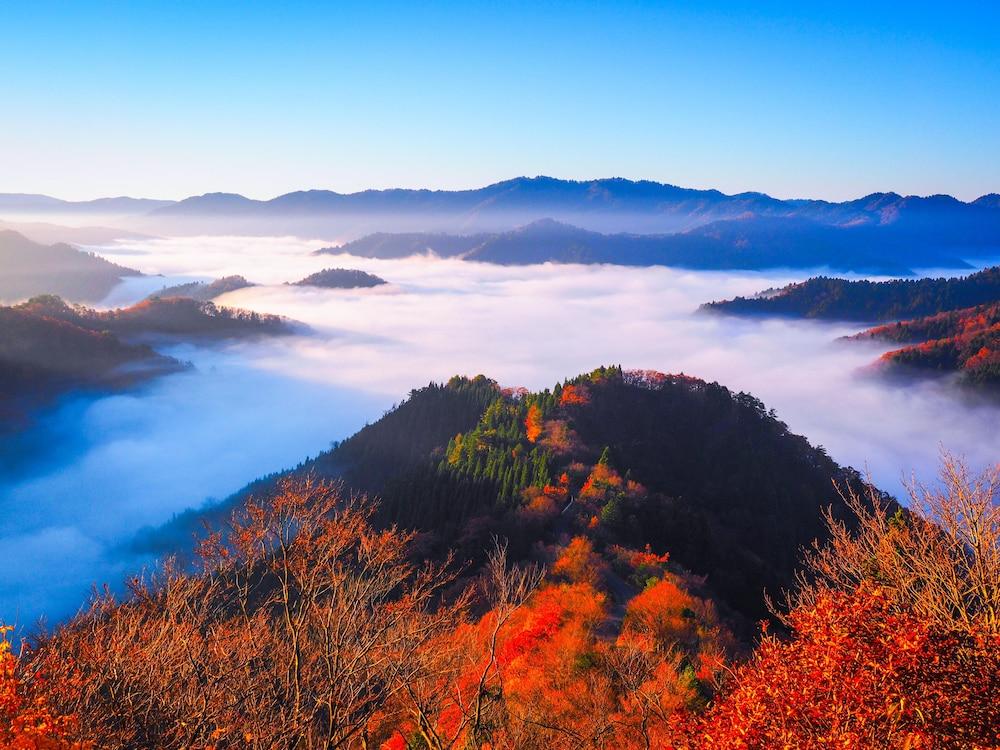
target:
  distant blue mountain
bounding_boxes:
[153,177,795,231]
[0,193,174,215]
[146,177,1000,267]
[5,177,1000,270]
[322,216,973,274]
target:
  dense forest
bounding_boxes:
[704,265,1000,322]
[292,268,387,289]
[851,302,1000,388]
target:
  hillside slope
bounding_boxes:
[704,266,1000,322]
[0,229,140,303]
[852,302,1000,387]
[138,367,873,622]
[17,294,294,339]
[1,295,294,428]
[0,303,179,427]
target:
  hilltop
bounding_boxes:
[291,268,387,289]
[0,301,179,427]
[138,366,873,623]
[29,367,996,750]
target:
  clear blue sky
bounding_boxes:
[1,1,997,201]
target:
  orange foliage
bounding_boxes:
[684,585,1000,750]
[579,464,648,506]
[610,544,671,584]
[611,544,670,571]
[539,419,578,454]
[579,462,623,502]
[551,537,609,587]
[524,403,543,443]
[0,626,86,749]
[624,579,699,646]
[540,471,570,501]
[489,583,613,745]
[26,481,462,749]
[622,577,729,666]
[519,486,560,519]
[559,384,590,406]
[966,345,1000,370]
[18,456,1000,750]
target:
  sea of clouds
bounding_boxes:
[2,234,998,628]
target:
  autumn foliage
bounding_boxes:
[680,454,1000,749]
[559,384,590,406]
[682,585,1000,749]
[12,449,1000,749]
[524,403,543,442]
[0,626,86,749]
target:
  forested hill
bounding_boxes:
[703,265,1000,322]
[1,296,294,428]
[16,294,294,339]
[0,302,179,428]
[292,267,387,288]
[0,229,140,303]
[145,275,254,302]
[139,366,872,622]
[851,302,1000,388]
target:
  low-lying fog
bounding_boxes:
[3,234,999,629]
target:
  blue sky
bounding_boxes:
[0,1,997,201]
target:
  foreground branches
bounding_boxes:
[26,480,464,749]
[6,453,1000,749]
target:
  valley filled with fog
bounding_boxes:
[3,234,999,627]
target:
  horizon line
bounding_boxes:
[1,175,998,208]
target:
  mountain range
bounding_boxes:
[3,177,999,271]
[143,177,1000,236]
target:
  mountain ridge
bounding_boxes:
[322,216,969,272]
[7,177,999,267]
[149,176,1000,221]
